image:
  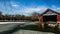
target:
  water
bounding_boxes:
[12,30,54,34]
[0,22,55,34]
[0,23,20,32]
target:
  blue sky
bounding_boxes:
[0,0,60,15]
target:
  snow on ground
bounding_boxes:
[0,22,36,24]
[0,22,25,24]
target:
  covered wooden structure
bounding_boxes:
[38,9,60,23]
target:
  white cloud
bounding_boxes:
[10,2,19,7]
[12,4,18,7]
[2,1,60,16]
[51,5,60,12]
[20,5,60,16]
[22,6,47,14]
[57,8,60,10]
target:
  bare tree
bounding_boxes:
[30,12,39,21]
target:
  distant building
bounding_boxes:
[38,9,60,23]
